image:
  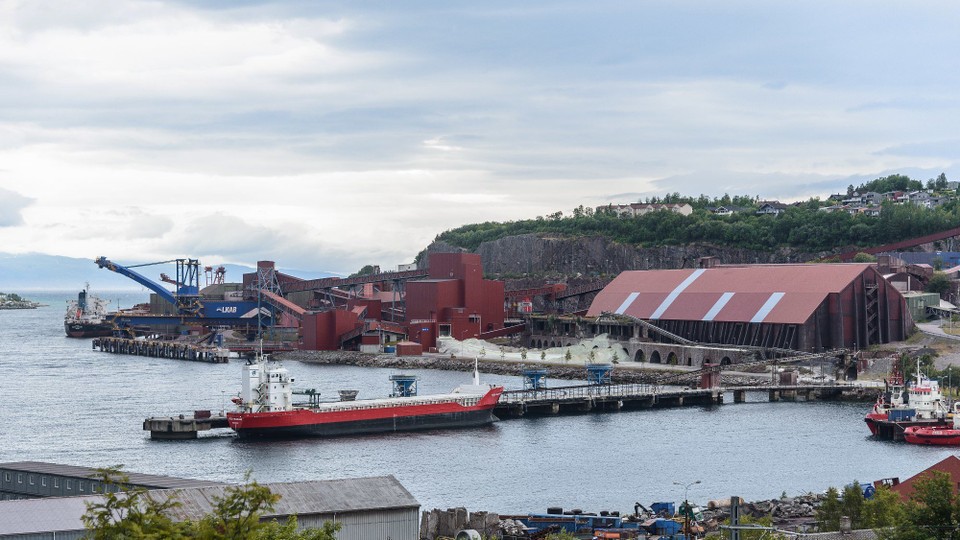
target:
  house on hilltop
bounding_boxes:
[597,202,693,217]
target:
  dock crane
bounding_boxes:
[94,257,271,329]
[95,257,202,316]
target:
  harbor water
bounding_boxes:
[1,291,956,513]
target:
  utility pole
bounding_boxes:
[674,480,701,539]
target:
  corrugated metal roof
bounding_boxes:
[0,496,91,535]
[0,461,225,489]
[0,476,419,536]
[155,475,419,520]
[587,264,877,325]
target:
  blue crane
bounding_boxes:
[95,256,274,329]
[95,257,202,316]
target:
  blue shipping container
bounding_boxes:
[888,409,915,421]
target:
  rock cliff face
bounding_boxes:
[425,234,821,276]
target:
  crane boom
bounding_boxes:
[95,257,202,315]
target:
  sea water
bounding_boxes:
[0,291,953,513]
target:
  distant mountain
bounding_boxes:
[0,253,338,291]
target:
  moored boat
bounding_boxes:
[226,354,504,439]
[864,358,950,440]
[64,286,114,338]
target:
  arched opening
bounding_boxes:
[535,339,542,349]
[667,352,679,365]
[687,357,693,366]
[650,351,662,364]
[634,349,645,362]
[592,345,599,349]
[720,356,732,366]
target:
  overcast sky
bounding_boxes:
[1,1,959,275]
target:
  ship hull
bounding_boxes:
[231,408,498,439]
[228,386,504,440]
[64,321,114,338]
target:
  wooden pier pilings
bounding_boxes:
[93,337,230,363]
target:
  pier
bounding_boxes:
[143,411,230,439]
[142,381,871,439]
[93,337,230,363]
[494,381,867,418]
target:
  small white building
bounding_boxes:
[597,202,693,217]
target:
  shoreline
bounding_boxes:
[279,350,813,388]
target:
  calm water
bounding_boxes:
[1,291,957,514]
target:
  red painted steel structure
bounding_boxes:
[838,226,960,261]
[300,253,507,351]
[587,264,910,351]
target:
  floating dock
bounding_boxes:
[93,337,229,363]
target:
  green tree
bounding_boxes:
[82,467,193,539]
[926,272,951,296]
[817,487,842,531]
[852,252,878,263]
[83,468,340,540]
[884,471,960,540]
[861,486,905,529]
[348,265,379,278]
[840,482,865,528]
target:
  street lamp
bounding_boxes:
[674,480,701,539]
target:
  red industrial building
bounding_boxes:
[586,263,912,351]
[300,253,505,351]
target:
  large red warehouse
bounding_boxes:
[586,263,912,351]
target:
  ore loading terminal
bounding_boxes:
[108,251,900,440]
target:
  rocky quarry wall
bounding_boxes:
[426,234,820,277]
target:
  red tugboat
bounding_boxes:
[865,358,950,440]
[227,354,504,439]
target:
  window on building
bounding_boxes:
[17,473,22,484]
[66,480,73,490]
[3,472,8,482]
[29,475,35,485]
[41,477,47,487]
[54,478,60,488]
[79,481,85,492]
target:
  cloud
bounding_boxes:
[0,187,34,226]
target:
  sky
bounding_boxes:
[1,1,960,276]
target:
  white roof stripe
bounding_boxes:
[614,292,640,315]
[650,268,706,320]
[703,292,735,321]
[750,292,786,323]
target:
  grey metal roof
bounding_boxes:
[0,495,93,535]
[155,475,420,520]
[0,461,225,489]
[0,476,419,536]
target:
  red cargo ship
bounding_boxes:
[226,355,503,439]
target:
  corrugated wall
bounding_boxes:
[297,508,419,540]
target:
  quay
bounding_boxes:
[143,381,870,439]
[143,411,229,439]
[92,336,230,363]
[494,381,867,418]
